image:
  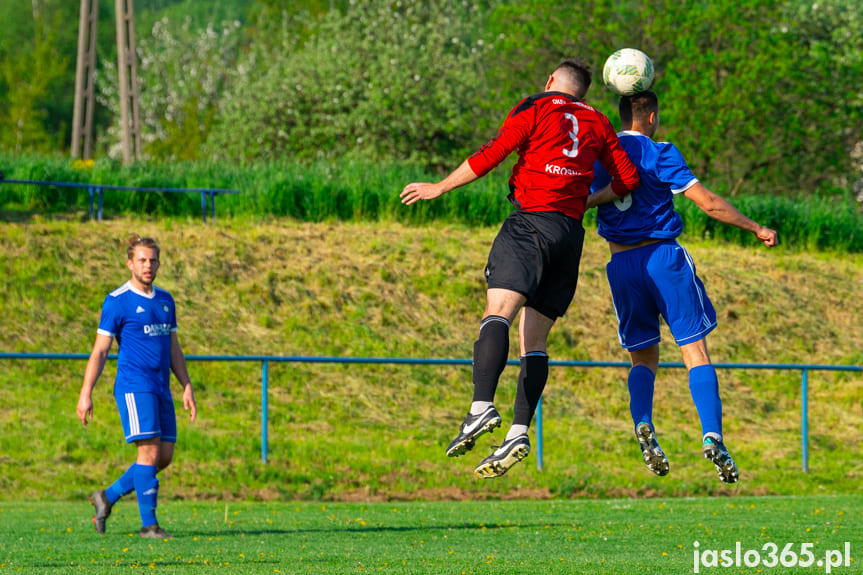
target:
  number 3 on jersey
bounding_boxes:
[562,113,579,158]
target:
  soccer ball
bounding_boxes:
[602,48,655,96]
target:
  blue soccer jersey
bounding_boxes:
[97,282,177,395]
[591,131,699,244]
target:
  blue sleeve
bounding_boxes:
[590,160,612,193]
[657,143,698,193]
[97,296,123,337]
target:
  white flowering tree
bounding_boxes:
[205,0,500,168]
[97,16,243,161]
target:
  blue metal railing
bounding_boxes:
[1,352,859,470]
[0,178,241,222]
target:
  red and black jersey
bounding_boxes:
[468,91,639,220]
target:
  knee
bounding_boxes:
[157,454,173,472]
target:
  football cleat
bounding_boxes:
[703,437,739,484]
[474,434,530,478]
[445,406,502,457]
[90,490,113,534]
[635,422,669,476]
[139,523,173,539]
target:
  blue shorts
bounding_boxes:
[606,239,716,351]
[115,390,177,443]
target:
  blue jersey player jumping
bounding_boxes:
[77,234,197,538]
[588,90,777,484]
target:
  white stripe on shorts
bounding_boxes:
[125,393,139,437]
[679,243,711,326]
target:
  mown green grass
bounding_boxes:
[1,218,862,503]
[1,496,859,574]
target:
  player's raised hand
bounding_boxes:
[77,394,93,426]
[756,226,778,248]
[400,182,446,205]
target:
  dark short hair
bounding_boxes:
[554,59,592,97]
[126,233,160,259]
[619,90,659,125]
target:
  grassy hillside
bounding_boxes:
[1,218,862,501]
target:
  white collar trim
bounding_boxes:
[126,281,156,299]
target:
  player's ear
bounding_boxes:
[545,74,554,91]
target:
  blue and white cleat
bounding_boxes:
[703,437,739,484]
[635,422,670,476]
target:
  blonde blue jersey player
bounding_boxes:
[77,235,197,538]
[588,90,777,483]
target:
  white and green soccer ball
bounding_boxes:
[602,48,655,96]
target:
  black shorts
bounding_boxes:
[485,210,585,320]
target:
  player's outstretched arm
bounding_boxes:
[400,160,479,205]
[170,332,197,422]
[77,334,113,426]
[683,182,778,247]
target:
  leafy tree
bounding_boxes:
[780,0,863,196]
[96,17,244,161]
[0,3,71,154]
[488,0,862,199]
[206,0,501,169]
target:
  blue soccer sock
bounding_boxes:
[689,364,723,440]
[628,364,656,430]
[133,464,160,527]
[105,463,137,504]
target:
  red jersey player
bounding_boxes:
[401,59,639,478]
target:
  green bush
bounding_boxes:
[2,151,862,251]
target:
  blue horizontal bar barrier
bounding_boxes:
[0,178,240,223]
[2,352,860,468]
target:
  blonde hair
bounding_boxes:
[126,233,160,260]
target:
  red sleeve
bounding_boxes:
[597,116,640,196]
[467,100,533,177]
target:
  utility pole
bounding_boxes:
[71,0,142,164]
[71,0,98,160]
[114,0,141,164]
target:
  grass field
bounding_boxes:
[1,496,859,574]
[1,218,863,502]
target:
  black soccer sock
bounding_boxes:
[513,352,549,426]
[471,315,511,403]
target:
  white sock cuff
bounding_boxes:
[506,424,529,440]
[470,401,494,415]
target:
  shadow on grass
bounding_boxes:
[180,520,569,537]
[0,208,92,223]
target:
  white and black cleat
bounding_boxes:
[446,407,502,457]
[474,434,530,478]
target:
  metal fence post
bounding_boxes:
[262,360,269,463]
[801,368,809,473]
[536,396,544,471]
[200,191,207,223]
